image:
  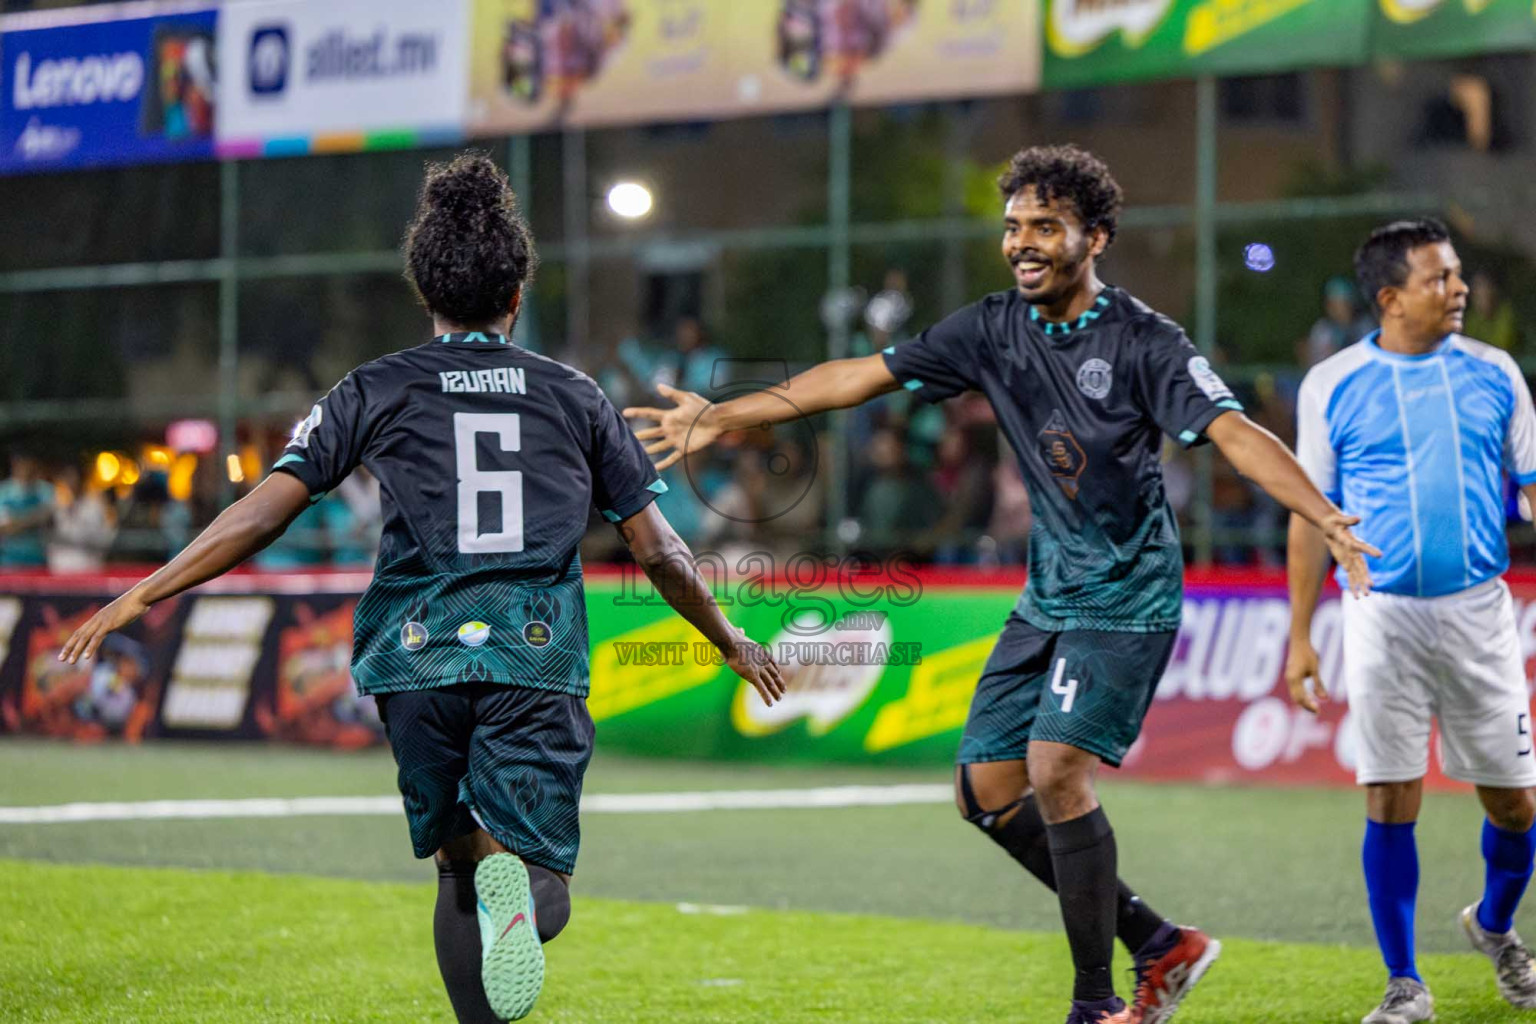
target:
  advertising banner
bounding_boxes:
[0,3,217,175]
[1041,0,1372,90]
[0,581,381,748]
[216,0,469,159]
[1370,0,1536,61]
[468,0,1040,134]
[6,568,1536,793]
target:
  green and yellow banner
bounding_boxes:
[1043,0,1373,89]
[1371,0,1536,60]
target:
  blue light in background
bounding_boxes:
[1243,243,1276,272]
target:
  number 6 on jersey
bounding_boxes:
[455,412,524,554]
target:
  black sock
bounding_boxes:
[1047,808,1119,1003]
[986,794,1168,954]
[434,860,501,1024]
[527,864,571,944]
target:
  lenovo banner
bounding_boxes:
[0,2,217,175]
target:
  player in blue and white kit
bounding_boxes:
[1287,219,1536,1024]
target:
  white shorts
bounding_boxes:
[1344,578,1536,788]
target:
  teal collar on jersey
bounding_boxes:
[1028,292,1112,336]
[438,331,510,345]
[1363,329,1453,363]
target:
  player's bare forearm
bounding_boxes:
[616,503,786,704]
[1207,411,1379,595]
[711,355,900,431]
[616,503,739,652]
[1207,412,1337,528]
[1286,513,1330,641]
[132,473,311,605]
[60,473,311,664]
[624,354,899,470]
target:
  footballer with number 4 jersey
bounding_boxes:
[627,145,1380,1024]
[59,153,785,1024]
[1287,219,1536,1024]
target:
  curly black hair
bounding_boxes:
[997,144,1123,249]
[403,152,538,327]
[1354,217,1451,314]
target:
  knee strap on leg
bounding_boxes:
[527,864,571,944]
[959,763,1025,833]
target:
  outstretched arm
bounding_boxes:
[616,502,786,706]
[1205,411,1380,595]
[59,473,312,664]
[1283,512,1333,713]
[624,354,900,470]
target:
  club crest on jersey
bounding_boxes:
[400,622,429,651]
[289,404,323,448]
[1187,356,1234,403]
[1038,410,1087,500]
[1076,359,1113,401]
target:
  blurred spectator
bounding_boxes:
[655,316,726,395]
[980,452,1030,567]
[334,469,383,567]
[48,464,116,573]
[856,427,940,553]
[1464,269,1519,351]
[930,424,998,564]
[699,437,824,555]
[1299,277,1374,368]
[0,451,56,569]
[587,332,653,410]
[107,472,175,565]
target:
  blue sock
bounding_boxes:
[1363,820,1420,982]
[1478,819,1536,935]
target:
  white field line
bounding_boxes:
[0,783,951,826]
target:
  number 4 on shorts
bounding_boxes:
[1050,657,1079,714]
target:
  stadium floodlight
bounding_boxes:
[607,182,653,220]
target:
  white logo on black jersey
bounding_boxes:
[441,368,527,395]
[1076,359,1113,401]
[1187,356,1234,403]
[290,404,322,448]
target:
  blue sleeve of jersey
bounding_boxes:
[590,390,667,524]
[1133,321,1244,448]
[879,303,987,404]
[271,373,369,498]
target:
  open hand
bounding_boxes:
[1320,512,1380,598]
[58,590,150,665]
[623,384,718,471]
[722,632,787,707]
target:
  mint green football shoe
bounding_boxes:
[476,853,545,1021]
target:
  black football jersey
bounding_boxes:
[883,286,1242,632]
[273,331,665,696]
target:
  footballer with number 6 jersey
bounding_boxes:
[59,153,785,1024]
[1287,219,1536,1024]
[627,145,1380,1024]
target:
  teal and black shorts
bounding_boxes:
[957,613,1177,768]
[377,683,594,875]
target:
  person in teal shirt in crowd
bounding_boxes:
[0,451,56,569]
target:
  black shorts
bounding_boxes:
[377,683,594,874]
[956,613,1177,768]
